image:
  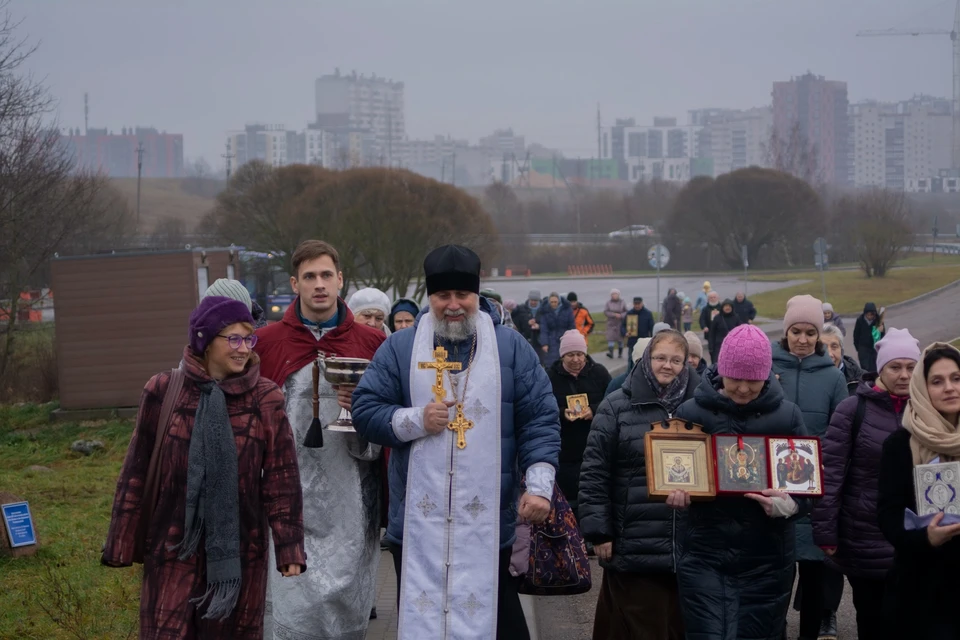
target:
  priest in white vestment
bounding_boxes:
[353,244,561,640]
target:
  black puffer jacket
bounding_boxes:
[673,367,810,640]
[547,357,612,520]
[578,364,699,574]
[708,302,741,362]
[841,355,863,396]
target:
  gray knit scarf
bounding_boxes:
[169,381,241,620]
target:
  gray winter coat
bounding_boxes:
[771,343,848,562]
[604,298,628,343]
[578,364,699,574]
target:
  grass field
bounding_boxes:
[0,405,140,639]
[747,264,960,316]
[110,177,219,231]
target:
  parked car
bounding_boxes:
[608,224,654,238]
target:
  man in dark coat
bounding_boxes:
[623,297,655,367]
[662,288,683,331]
[853,302,884,373]
[546,329,611,521]
[512,289,543,354]
[732,291,757,325]
[539,292,576,367]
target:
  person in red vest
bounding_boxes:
[254,239,386,640]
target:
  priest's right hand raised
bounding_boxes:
[423,399,457,434]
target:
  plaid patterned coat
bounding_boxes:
[103,348,305,639]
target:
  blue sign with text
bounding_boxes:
[2,501,37,548]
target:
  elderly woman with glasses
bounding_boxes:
[103,296,306,640]
[579,330,699,640]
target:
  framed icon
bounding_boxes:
[565,394,589,417]
[714,435,769,494]
[767,437,823,496]
[644,418,716,500]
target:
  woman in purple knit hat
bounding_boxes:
[102,296,306,639]
[668,324,810,640]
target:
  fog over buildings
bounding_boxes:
[17,0,960,189]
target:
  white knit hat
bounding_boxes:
[203,278,252,312]
[347,287,391,317]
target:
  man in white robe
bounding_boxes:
[353,244,561,640]
[256,240,386,640]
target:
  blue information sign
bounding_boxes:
[2,501,37,548]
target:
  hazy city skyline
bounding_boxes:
[18,0,957,165]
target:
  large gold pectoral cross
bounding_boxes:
[418,346,463,403]
[448,403,473,450]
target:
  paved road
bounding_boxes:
[480,275,808,314]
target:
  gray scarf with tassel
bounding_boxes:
[169,381,241,620]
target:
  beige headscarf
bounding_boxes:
[902,342,960,464]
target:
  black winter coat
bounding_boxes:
[511,302,541,349]
[622,307,655,346]
[853,303,883,373]
[547,357,612,520]
[699,302,721,333]
[732,297,757,324]
[708,307,741,361]
[840,355,863,396]
[812,378,903,579]
[662,294,683,330]
[673,368,811,640]
[878,428,960,637]
[579,364,699,574]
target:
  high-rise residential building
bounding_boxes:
[225,124,299,168]
[315,69,405,164]
[600,116,706,182]
[772,72,850,184]
[849,96,952,191]
[695,107,773,177]
[226,122,376,171]
[61,126,183,177]
[478,128,526,157]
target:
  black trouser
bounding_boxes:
[847,575,888,640]
[797,561,844,638]
[390,545,530,640]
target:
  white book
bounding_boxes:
[914,461,960,516]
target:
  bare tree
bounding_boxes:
[762,122,822,186]
[149,216,188,250]
[837,188,914,277]
[0,3,119,379]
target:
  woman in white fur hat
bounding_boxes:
[347,288,392,335]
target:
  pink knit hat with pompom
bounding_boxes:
[718,324,773,381]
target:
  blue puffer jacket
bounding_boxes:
[352,297,561,550]
[771,342,848,562]
[539,297,576,367]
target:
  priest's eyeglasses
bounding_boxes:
[217,334,258,350]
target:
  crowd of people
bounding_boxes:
[99,240,960,640]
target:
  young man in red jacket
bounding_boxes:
[255,239,386,640]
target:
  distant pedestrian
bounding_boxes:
[623,297,655,368]
[698,291,722,358]
[732,291,756,325]
[708,299,741,364]
[568,291,595,338]
[540,292,576,367]
[854,303,885,373]
[681,297,694,332]
[822,302,846,337]
[662,288,683,331]
[604,289,628,359]
[513,290,543,353]
[694,281,711,315]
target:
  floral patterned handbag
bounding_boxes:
[518,482,592,596]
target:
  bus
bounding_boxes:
[237,250,295,322]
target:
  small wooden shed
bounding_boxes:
[51,248,241,411]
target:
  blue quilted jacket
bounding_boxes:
[352,297,561,550]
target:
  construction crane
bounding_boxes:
[857,0,960,170]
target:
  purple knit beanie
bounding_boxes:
[189,296,254,355]
[875,328,921,372]
[718,324,773,381]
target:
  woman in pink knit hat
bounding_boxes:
[772,294,848,640]
[668,324,810,640]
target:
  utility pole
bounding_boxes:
[596,103,602,162]
[451,151,457,187]
[84,92,89,135]
[221,142,235,182]
[135,142,145,233]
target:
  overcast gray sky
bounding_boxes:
[17,0,956,166]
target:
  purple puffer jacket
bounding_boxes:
[812,376,905,579]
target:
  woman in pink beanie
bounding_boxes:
[813,327,920,640]
[772,295,849,640]
[668,324,810,639]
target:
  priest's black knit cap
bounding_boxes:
[424,245,481,295]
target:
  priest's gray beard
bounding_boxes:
[434,309,478,343]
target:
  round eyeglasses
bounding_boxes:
[217,334,258,350]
